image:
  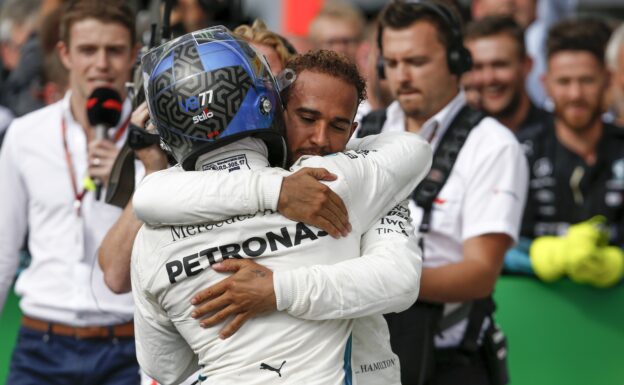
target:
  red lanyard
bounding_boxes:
[61,115,130,215]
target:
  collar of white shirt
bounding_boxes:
[385,90,466,151]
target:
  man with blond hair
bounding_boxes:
[0,0,140,383]
[234,19,296,75]
[309,1,365,64]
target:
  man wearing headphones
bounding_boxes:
[358,1,528,384]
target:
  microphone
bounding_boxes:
[86,87,123,200]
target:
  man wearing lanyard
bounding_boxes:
[0,1,141,384]
[359,1,528,384]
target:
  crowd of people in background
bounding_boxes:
[0,0,623,384]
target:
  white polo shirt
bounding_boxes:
[0,92,136,325]
[381,91,529,346]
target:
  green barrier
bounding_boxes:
[494,276,624,385]
[0,288,21,385]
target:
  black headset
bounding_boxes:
[376,0,472,79]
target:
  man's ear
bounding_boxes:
[57,40,71,71]
[349,121,358,138]
[522,55,533,78]
[131,42,141,64]
[602,67,612,90]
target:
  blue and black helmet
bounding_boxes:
[142,26,287,170]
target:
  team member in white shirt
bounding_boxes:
[362,1,529,384]
[0,1,142,384]
[132,29,432,384]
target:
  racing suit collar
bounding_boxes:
[195,137,270,171]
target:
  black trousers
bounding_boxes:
[388,299,503,385]
[427,348,491,385]
[384,302,443,385]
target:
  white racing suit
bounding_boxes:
[131,133,432,385]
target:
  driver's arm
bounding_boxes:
[275,200,422,319]
[133,165,284,226]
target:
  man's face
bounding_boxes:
[472,0,536,28]
[58,18,136,102]
[177,0,209,33]
[283,70,358,165]
[466,34,530,118]
[513,0,537,28]
[544,51,608,133]
[382,21,458,122]
[0,23,32,71]
[311,17,361,62]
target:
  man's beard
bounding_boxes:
[397,97,425,120]
[555,101,602,133]
[395,83,425,119]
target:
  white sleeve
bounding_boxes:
[134,132,430,231]
[297,132,432,231]
[462,135,529,241]
[274,200,422,319]
[0,125,27,314]
[133,166,284,226]
[131,238,200,385]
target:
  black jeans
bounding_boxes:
[428,347,491,385]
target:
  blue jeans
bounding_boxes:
[7,326,140,385]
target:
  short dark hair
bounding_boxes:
[60,0,136,46]
[282,49,366,105]
[378,0,463,52]
[465,16,526,58]
[546,18,612,65]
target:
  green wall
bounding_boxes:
[0,289,20,385]
[494,276,624,385]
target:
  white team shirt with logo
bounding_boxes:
[381,91,529,347]
[132,133,432,385]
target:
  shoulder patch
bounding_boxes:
[202,154,250,172]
